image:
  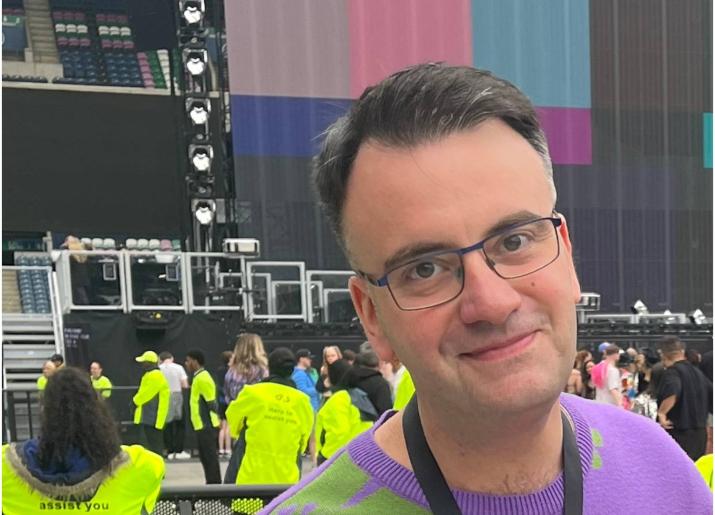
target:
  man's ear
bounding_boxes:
[349,276,395,363]
[556,213,582,303]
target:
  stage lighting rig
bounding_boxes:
[182,47,209,93]
[186,96,210,140]
[630,299,649,315]
[180,0,205,27]
[689,309,708,325]
[187,97,210,125]
[189,144,213,173]
[193,199,216,225]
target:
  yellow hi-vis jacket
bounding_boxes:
[190,368,220,431]
[695,454,713,491]
[393,368,415,410]
[37,375,47,391]
[2,443,164,515]
[226,382,313,484]
[316,389,374,460]
[92,375,113,398]
[132,368,170,430]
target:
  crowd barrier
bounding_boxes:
[154,485,288,515]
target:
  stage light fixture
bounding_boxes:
[630,299,649,315]
[194,200,215,225]
[181,0,205,25]
[186,98,210,125]
[184,49,207,76]
[189,144,213,173]
[689,309,708,325]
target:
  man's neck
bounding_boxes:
[375,395,564,495]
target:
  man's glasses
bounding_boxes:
[358,216,562,311]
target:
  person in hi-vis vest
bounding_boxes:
[225,347,314,484]
[185,349,221,484]
[3,367,164,515]
[132,350,170,457]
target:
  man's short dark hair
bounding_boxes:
[50,353,64,365]
[343,349,357,362]
[313,62,555,251]
[159,351,173,361]
[355,350,380,369]
[268,347,297,378]
[186,349,205,366]
[659,336,685,358]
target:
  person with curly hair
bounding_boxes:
[2,367,165,514]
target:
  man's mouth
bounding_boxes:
[459,331,538,362]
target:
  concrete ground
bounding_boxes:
[163,455,316,487]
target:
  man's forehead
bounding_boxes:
[342,121,551,269]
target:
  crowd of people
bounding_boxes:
[565,338,713,462]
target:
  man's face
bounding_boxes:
[42,361,56,377]
[90,362,101,378]
[184,357,196,372]
[345,120,581,414]
[299,356,312,368]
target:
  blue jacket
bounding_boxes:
[291,367,319,411]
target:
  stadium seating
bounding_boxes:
[51,5,143,87]
[2,4,27,61]
[14,255,53,315]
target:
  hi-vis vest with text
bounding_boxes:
[2,444,164,515]
[226,382,313,484]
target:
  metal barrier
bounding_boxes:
[3,385,142,443]
[155,485,288,515]
[52,249,358,322]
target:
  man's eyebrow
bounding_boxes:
[483,210,545,237]
[383,242,455,272]
[381,210,546,273]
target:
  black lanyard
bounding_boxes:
[402,396,583,514]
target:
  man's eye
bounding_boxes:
[405,261,443,280]
[502,234,528,252]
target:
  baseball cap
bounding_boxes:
[268,347,297,378]
[135,350,159,363]
[598,342,610,353]
[295,349,315,360]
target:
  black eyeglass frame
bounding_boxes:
[357,216,563,311]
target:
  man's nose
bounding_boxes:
[457,252,521,326]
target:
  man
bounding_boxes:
[592,345,622,407]
[292,349,320,412]
[262,64,711,513]
[49,353,64,370]
[36,360,56,391]
[159,351,191,460]
[184,349,221,484]
[352,349,393,416]
[90,361,113,398]
[133,350,170,456]
[657,336,713,460]
[225,348,313,485]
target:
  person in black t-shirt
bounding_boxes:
[657,336,713,460]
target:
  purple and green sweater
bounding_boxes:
[260,394,712,514]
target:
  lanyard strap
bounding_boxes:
[402,396,583,515]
